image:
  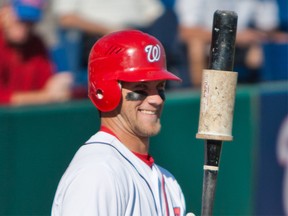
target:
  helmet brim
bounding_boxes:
[117,69,182,82]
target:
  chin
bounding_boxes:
[136,124,161,137]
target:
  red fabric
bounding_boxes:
[0,29,54,104]
[132,151,154,168]
[162,175,170,216]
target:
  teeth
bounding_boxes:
[140,109,156,114]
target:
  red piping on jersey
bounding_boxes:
[162,175,170,216]
[100,125,155,168]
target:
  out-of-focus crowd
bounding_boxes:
[0,0,287,106]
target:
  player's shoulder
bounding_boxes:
[71,143,127,173]
[59,143,130,192]
[52,148,129,213]
[155,164,176,179]
[155,164,183,189]
[66,132,132,176]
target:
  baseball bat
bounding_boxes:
[196,10,238,216]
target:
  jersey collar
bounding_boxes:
[100,125,155,168]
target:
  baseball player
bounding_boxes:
[51,30,187,216]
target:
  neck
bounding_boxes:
[101,119,150,154]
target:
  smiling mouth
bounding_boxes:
[139,109,157,115]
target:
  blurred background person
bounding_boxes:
[52,0,164,66]
[271,0,288,42]
[0,0,73,106]
[174,0,281,87]
[259,0,288,82]
[277,115,288,216]
[51,0,189,90]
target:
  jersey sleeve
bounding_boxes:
[52,164,126,216]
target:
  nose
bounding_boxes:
[146,90,164,106]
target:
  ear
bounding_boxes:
[89,80,122,112]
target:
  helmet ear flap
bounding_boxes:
[89,80,122,112]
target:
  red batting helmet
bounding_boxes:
[88,30,181,112]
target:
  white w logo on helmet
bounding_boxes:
[145,44,161,62]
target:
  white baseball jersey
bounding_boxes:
[52,131,186,216]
